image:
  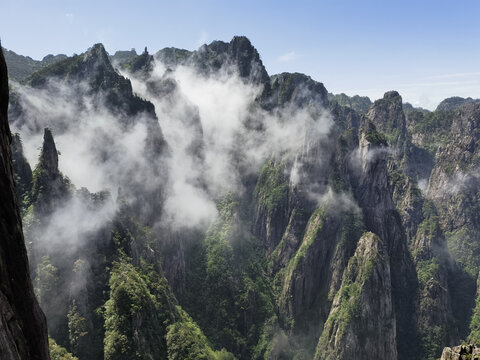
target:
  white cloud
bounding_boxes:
[196,30,208,47]
[65,13,74,24]
[278,51,298,63]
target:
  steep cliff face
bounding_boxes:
[366,91,406,146]
[11,133,32,210]
[428,102,480,273]
[315,232,396,360]
[0,47,50,360]
[424,101,480,345]
[355,122,419,359]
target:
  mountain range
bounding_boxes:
[1,36,480,360]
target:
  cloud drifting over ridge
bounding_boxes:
[10,47,337,247]
[122,55,335,228]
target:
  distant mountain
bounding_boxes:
[328,92,372,114]
[2,47,67,82]
[109,48,138,66]
[436,96,477,111]
[402,102,430,115]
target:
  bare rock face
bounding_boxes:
[31,128,70,218]
[0,48,50,359]
[366,91,406,144]
[355,122,418,359]
[315,232,396,360]
[441,344,480,360]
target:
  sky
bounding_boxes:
[1,0,479,110]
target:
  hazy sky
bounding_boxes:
[2,0,479,109]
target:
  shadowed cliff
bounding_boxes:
[0,46,50,359]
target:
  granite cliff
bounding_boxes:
[0,47,50,359]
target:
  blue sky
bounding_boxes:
[2,0,479,109]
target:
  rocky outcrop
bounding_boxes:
[427,101,480,285]
[264,72,328,110]
[355,122,418,359]
[31,128,70,217]
[149,36,269,86]
[366,91,406,146]
[315,232,396,360]
[0,46,50,360]
[190,36,269,85]
[440,344,480,360]
[277,200,363,343]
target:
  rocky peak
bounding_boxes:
[366,90,406,145]
[28,42,118,91]
[266,72,328,109]
[85,43,109,62]
[39,128,59,175]
[81,43,114,73]
[31,128,69,216]
[190,36,269,84]
[384,90,402,101]
[227,36,269,83]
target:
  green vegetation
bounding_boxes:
[103,255,175,359]
[416,259,440,286]
[327,93,372,114]
[12,37,480,360]
[2,47,67,82]
[468,295,480,344]
[49,338,78,360]
[67,300,88,358]
[446,228,480,277]
[166,307,236,360]
[409,110,454,155]
[254,159,289,212]
[315,232,382,360]
[365,129,388,146]
[180,195,274,359]
[281,207,326,291]
[418,326,445,360]
[34,256,58,304]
